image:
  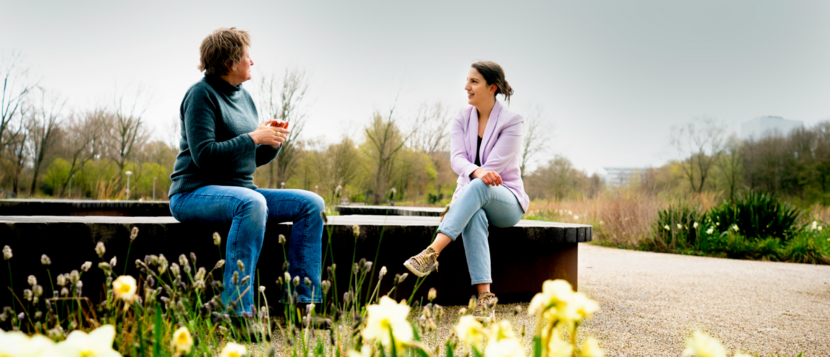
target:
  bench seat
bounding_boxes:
[0,215,590,305]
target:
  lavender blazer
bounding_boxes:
[450,100,529,213]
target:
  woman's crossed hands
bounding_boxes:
[249,120,290,149]
[471,168,503,186]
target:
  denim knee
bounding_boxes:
[468,178,489,192]
[308,194,325,216]
[241,193,268,226]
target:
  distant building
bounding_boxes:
[741,116,803,140]
[601,167,643,187]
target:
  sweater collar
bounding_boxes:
[205,74,242,94]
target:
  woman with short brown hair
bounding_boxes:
[168,27,325,316]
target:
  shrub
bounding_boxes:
[707,192,801,241]
[783,223,830,264]
[647,201,702,252]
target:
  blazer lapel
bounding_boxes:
[468,106,479,163]
[480,101,502,163]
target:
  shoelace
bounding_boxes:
[413,250,436,270]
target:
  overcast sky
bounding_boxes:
[2,0,829,173]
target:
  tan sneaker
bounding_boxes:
[403,247,439,277]
[473,292,498,319]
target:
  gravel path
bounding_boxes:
[576,243,830,356]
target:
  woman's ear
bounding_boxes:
[490,84,498,94]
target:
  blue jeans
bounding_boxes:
[169,185,325,314]
[438,179,524,285]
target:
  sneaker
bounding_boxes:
[403,247,439,277]
[473,292,498,319]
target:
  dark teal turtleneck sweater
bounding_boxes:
[168,75,280,197]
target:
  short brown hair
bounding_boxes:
[198,27,251,76]
[471,61,514,104]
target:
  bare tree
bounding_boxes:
[58,109,107,196]
[520,105,552,178]
[717,134,744,202]
[315,138,360,202]
[257,68,311,188]
[27,87,65,195]
[0,51,37,154]
[364,108,410,204]
[7,110,29,195]
[409,101,452,193]
[107,86,150,175]
[670,115,727,194]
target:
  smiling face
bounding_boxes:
[465,67,497,107]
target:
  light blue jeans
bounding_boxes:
[169,185,325,315]
[438,179,524,285]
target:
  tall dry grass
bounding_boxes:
[528,190,722,247]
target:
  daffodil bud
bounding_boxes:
[158,255,169,274]
[458,307,467,315]
[363,261,373,273]
[179,254,188,267]
[69,270,80,283]
[109,256,117,268]
[240,276,250,286]
[60,287,69,297]
[130,226,139,241]
[282,261,290,271]
[468,296,477,311]
[80,261,92,272]
[237,260,245,272]
[2,245,12,260]
[194,267,206,281]
[259,285,266,293]
[352,225,360,240]
[304,277,311,288]
[379,266,387,279]
[27,275,37,286]
[428,288,437,302]
[41,254,51,266]
[321,280,331,294]
[278,234,286,245]
[95,242,106,259]
[190,252,197,267]
[293,276,300,287]
[398,273,408,283]
[170,263,180,278]
[232,271,239,286]
[320,211,328,224]
[214,260,225,270]
[23,289,33,301]
[33,285,43,297]
[284,272,291,283]
[56,274,67,287]
[98,262,112,272]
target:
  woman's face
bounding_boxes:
[230,46,254,83]
[465,67,496,106]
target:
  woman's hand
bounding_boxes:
[249,121,290,148]
[471,168,503,186]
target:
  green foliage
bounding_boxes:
[707,192,801,241]
[782,225,830,264]
[647,201,702,251]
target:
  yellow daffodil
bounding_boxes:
[219,342,247,357]
[454,315,486,346]
[55,325,122,357]
[362,296,413,347]
[528,280,574,316]
[579,337,605,357]
[484,336,525,357]
[546,329,573,357]
[681,331,726,357]
[171,326,193,356]
[112,275,137,302]
[488,320,518,342]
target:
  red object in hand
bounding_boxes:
[270,120,289,129]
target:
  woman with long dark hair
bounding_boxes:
[404,61,528,318]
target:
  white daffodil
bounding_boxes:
[677,224,683,229]
[0,330,56,357]
[347,345,372,357]
[219,342,247,357]
[664,225,670,231]
[362,296,413,347]
[681,331,726,357]
[693,222,699,229]
[811,221,818,231]
[732,225,739,232]
[171,326,193,356]
[528,280,574,317]
[706,227,714,235]
[55,325,122,357]
[112,276,137,303]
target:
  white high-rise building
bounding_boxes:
[741,116,803,140]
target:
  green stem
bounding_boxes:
[7,261,16,312]
[122,241,133,276]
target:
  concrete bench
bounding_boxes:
[0,199,171,217]
[335,205,446,217]
[0,215,591,306]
